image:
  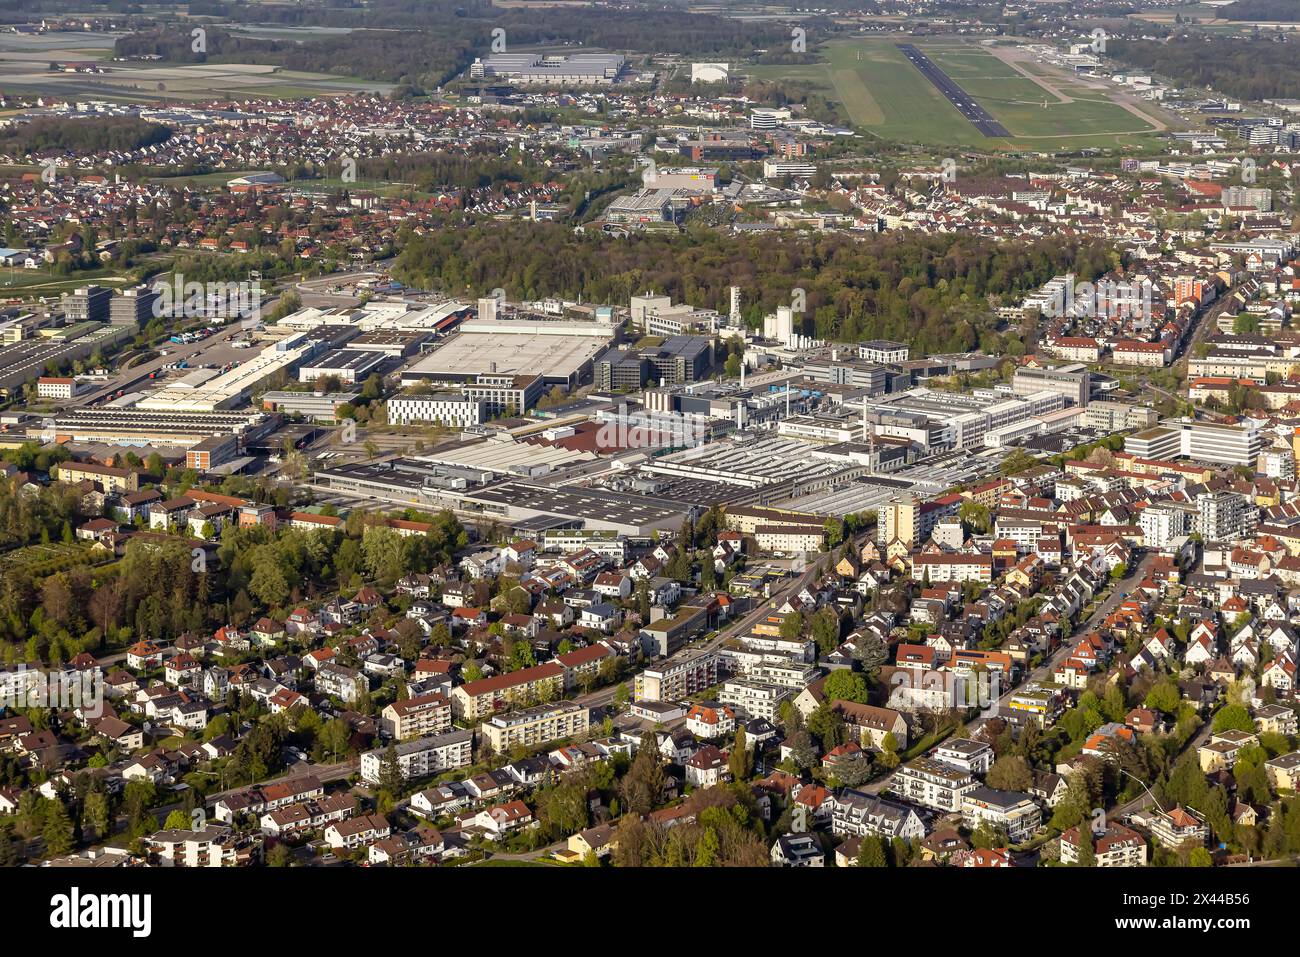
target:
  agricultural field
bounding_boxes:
[750,37,1177,150]
[0,32,393,102]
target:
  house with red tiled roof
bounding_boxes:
[686,704,735,740]
[471,799,535,839]
[556,642,613,690]
[449,663,564,721]
[685,744,730,788]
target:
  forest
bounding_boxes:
[0,466,468,669]
[1109,34,1300,102]
[392,223,1115,355]
[113,0,819,89]
[1221,0,1300,21]
[0,117,171,157]
[359,144,567,194]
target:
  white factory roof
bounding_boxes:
[415,435,595,475]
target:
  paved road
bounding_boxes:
[896,44,1011,138]
[572,549,833,713]
[71,305,272,407]
[973,552,1156,735]
[866,555,1155,800]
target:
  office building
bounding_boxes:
[461,373,545,416]
[1125,418,1261,467]
[61,285,111,324]
[858,340,909,364]
[1011,363,1090,407]
[387,393,487,428]
[110,286,161,326]
[594,349,651,392]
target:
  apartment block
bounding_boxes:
[359,728,474,785]
[381,692,452,740]
[481,701,590,753]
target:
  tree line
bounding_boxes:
[0,117,171,157]
[393,222,1113,354]
[1109,35,1300,103]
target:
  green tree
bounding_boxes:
[823,668,868,704]
[42,800,75,858]
[1076,832,1096,867]
[856,834,887,867]
[810,607,842,656]
[728,726,753,782]
[621,736,664,815]
[959,500,991,534]
[779,610,804,640]
[377,742,404,794]
[1212,704,1254,735]
[986,755,1033,792]
[1144,677,1181,715]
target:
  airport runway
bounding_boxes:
[895,43,1011,138]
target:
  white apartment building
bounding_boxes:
[932,737,995,775]
[145,826,248,867]
[1140,503,1192,550]
[1060,823,1148,866]
[894,757,978,812]
[718,677,791,720]
[481,701,590,753]
[380,692,452,740]
[961,786,1042,844]
[754,525,824,554]
[634,650,720,701]
[1260,447,1296,481]
[1195,490,1247,541]
[359,728,474,785]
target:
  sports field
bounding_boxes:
[750,37,1175,150]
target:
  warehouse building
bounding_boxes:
[402,319,613,390]
[469,51,625,85]
[260,391,360,422]
[298,349,386,385]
